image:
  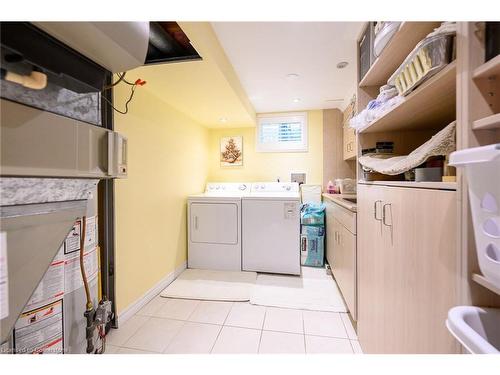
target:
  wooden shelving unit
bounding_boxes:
[455,22,500,310]
[359,22,441,87]
[352,22,500,354]
[358,180,457,190]
[472,54,500,80]
[353,22,500,355]
[472,113,500,130]
[358,61,457,134]
[472,273,500,296]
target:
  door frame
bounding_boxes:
[98,73,118,328]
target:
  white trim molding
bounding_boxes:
[256,112,308,153]
[116,261,187,326]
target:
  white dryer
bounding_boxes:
[242,182,301,275]
[188,182,249,271]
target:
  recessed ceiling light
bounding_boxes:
[336,61,349,69]
[286,73,300,80]
[219,117,228,123]
[293,98,301,103]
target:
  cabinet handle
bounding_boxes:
[382,203,392,227]
[374,200,382,221]
[335,231,341,244]
[194,216,199,230]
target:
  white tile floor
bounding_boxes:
[106,296,362,354]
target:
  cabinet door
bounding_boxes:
[328,217,342,268]
[343,127,352,160]
[343,126,349,160]
[334,226,357,320]
[357,184,459,354]
[357,184,385,353]
[325,201,336,267]
[387,187,459,353]
[379,187,405,353]
[343,126,356,161]
[349,128,357,157]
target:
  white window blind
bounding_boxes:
[256,112,308,152]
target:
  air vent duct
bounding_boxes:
[145,22,201,65]
[1,22,201,93]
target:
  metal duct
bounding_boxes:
[33,21,201,74]
[148,22,183,56]
[33,22,150,74]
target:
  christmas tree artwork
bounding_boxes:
[220,137,242,165]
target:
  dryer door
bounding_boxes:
[190,203,238,245]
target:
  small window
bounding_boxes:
[256,112,308,152]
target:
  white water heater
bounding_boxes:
[1,189,99,354]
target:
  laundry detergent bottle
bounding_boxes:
[326,180,334,194]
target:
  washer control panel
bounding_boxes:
[250,182,299,193]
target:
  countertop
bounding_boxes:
[322,193,357,212]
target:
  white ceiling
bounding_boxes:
[212,22,365,114]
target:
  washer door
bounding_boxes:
[242,199,300,275]
[190,203,238,244]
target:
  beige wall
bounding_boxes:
[208,110,324,184]
[113,85,209,314]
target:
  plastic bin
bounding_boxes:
[388,32,455,96]
[450,144,500,289]
[373,22,401,57]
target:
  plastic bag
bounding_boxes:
[301,226,325,267]
[300,203,326,226]
[349,93,403,131]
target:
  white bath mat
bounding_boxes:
[160,268,257,302]
[250,267,347,312]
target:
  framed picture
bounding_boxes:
[220,136,243,166]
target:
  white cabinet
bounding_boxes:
[342,96,357,161]
[343,125,357,161]
[337,225,356,319]
[357,184,459,353]
[325,199,357,319]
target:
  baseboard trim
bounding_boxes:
[117,261,187,326]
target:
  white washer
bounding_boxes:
[242,182,301,275]
[188,182,249,271]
